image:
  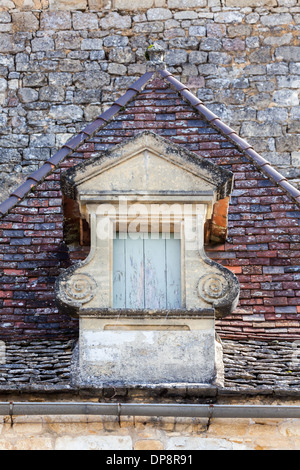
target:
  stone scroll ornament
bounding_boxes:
[197,270,239,319]
[55,270,98,316]
[63,273,97,304]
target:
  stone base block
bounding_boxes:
[72,310,223,388]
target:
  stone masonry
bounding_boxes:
[0,0,299,203]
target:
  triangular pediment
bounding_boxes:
[61,131,233,201]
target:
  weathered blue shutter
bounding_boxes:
[113,234,181,309]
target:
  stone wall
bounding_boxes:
[1,397,300,450]
[0,0,299,203]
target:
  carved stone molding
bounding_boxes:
[197,270,239,319]
[56,268,98,315]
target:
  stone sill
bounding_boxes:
[79,308,215,319]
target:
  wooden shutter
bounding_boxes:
[113,233,181,309]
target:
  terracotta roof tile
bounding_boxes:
[29,162,53,183]
[0,196,20,215]
[82,118,107,136]
[11,180,36,199]
[194,104,219,123]
[0,67,299,219]
[63,132,88,151]
[48,147,71,166]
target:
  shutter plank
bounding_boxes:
[126,236,145,308]
[113,235,126,308]
[166,235,181,309]
[144,236,167,309]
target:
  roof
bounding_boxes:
[1,338,299,397]
[0,68,299,219]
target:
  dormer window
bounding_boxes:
[56,131,239,388]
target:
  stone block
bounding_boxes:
[214,11,245,23]
[0,0,15,9]
[189,26,206,37]
[109,47,135,64]
[55,436,133,451]
[74,71,110,89]
[133,21,164,33]
[200,38,222,51]
[227,24,252,37]
[257,107,288,124]
[49,72,73,87]
[261,13,293,26]
[0,149,21,163]
[29,134,56,148]
[0,33,25,53]
[174,11,198,19]
[0,78,7,93]
[72,12,98,30]
[223,38,245,51]
[134,440,164,450]
[31,37,55,52]
[276,135,300,153]
[207,23,226,37]
[49,104,83,122]
[55,31,81,50]
[189,51,208,64]
[168,0,207,7]
[291,107,300,120]
[225,0,276,5]
[12,12,39,32]
[23,73,47,87]
[208,52,232,65]
[84,104,103,121]
[240,121,282,138]
[103,35,128,47]
[245,12,259,24]
[263,33,293,47]
[275,46,300,62]
[292,152,300,167]
[18,88,39,103]
[249,47,271,64]
[40,11,72,30]
[114,0,154,8]
[77,317,217,387]
[273,89,299,107]
[39,86,65,102]
[107,63,127,75]
[165,49,188,66]
[169,37,199,50]
[81,38,103,50]
[0,23,12,32]
[0,12,11,23]
[147,8,172,21]
[166,436,249,450]
[23,148,51,161]
[277,75,300,89]
[49,0,88,9]
[100,12,132,29]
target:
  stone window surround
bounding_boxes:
[79,197,213,311]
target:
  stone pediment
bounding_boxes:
[61,131,233,203]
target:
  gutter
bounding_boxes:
[1,402,300,419]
